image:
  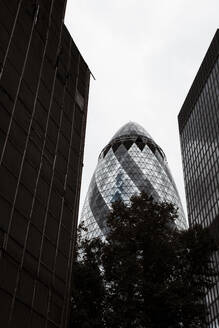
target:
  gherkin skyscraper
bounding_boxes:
[81,122,186,238]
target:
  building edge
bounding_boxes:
[178,29,219,133]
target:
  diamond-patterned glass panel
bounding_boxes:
[81,122,186,238]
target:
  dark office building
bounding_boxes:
[178,30,219,327]
[0,1,90,327]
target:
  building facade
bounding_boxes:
[0,1,90,327]
[178,30,219,328]
[81,122,186,239]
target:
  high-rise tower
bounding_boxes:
[178,30,219,328]
[81,122,186,239]
[0,1,90,327]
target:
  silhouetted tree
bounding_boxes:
[70,225,105,328]
[70,193,218,328]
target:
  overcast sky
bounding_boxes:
[65,1,219,217]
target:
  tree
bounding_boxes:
[70,225,105,328]
[70,193,218,328]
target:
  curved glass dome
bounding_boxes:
[111,121,152,141]
[81,122,186,238]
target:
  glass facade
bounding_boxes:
[178,30,219,328]
[81,122,186,239]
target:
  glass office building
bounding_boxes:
[81,122,186,239]
[178,30,219,328]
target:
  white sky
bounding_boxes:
[65,1,219,217]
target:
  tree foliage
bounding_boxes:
[70,193,218,328]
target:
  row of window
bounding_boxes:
[181,58,219,324]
